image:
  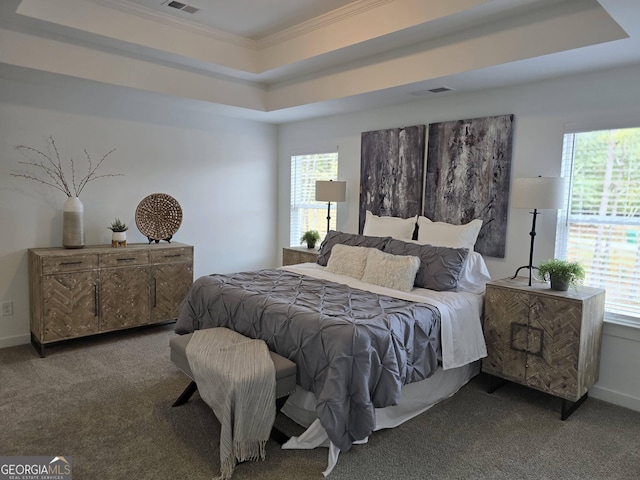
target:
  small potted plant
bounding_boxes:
[537,259,585,291]
[108,218,128,247]
[300,230,321,249]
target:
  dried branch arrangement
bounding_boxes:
[10,135,123,197]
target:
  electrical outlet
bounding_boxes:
[1,301,13,316]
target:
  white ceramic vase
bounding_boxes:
[63,196,85,249]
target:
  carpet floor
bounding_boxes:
[1,324,639,479]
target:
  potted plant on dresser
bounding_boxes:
[538,258,585,291]
[108,218,128,247]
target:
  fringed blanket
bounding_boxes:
[186,328,276,480]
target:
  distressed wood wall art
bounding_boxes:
[359,125,426,234]
[424,114,514,257]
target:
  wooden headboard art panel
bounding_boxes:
[359,125,426,234]
[424,114,514,258]
[359,115,513,258]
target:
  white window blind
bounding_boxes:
[290,152,339,246]
[556,128,640,323]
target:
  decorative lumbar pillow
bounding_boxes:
[316,231,391,266]
[361,247,420,292]
[383,238,468,291]
[362,210,417,240]
[325,244,372,280]
[417,217,483,250]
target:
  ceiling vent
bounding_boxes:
[410,86,454,96]
[428,86,453,93]
[165,1,199,14]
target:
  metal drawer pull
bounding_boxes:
[61,261,83,265]
[116,258,136,262]
[509,322,544,357]
[527,326,545,357]
[94,285,99,317]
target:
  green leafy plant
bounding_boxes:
[300,230,321,248]
[538,259,585,290]
[107,218,128,232]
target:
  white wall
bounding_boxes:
[277,63,640,412]
[0,67,278,349]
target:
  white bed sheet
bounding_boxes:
[282,362,479,475]
[279,263,487,475]
[282,262,487,369]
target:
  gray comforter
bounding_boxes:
[175,269,441,452]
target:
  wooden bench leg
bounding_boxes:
[172,380,198,407]
[173,379,292,444]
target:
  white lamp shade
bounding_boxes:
[512,177,565,210]
[315,180,346,202]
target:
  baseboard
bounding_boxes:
[0,333,30,350]
[590,385,640,413]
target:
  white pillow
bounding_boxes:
[325,244,371,280]
[361,248,420,292]
[417,217,483,250]
[457,251,492,294]
[362,210,417,240]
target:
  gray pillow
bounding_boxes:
[383,239,468,291]
[316,231,391,266]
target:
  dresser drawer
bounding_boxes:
[150,247,193,264]
[42,254,99,274]
[99,250,149,268]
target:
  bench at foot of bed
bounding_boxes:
[169,331,297,445]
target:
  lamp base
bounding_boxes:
[512,265,538,286]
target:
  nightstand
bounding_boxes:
[282,246,319,266]
[482,277,605,419]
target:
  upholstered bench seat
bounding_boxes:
[169,331,297,444]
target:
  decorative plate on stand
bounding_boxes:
[135,193,182,243]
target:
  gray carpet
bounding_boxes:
[1,324,639,480]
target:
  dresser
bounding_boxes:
[482,277,605,419]
[282,246,319,266]
[28,243,193,357]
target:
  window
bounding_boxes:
[556,127,640,324]
[290,152,339,246]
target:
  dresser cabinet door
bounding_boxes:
[42,271,99,342]
[483,287,529,382]
[526,295,581,400]
[100,266,150,331]
[150,262,193,322]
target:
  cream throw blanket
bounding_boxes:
[186,328,276,480]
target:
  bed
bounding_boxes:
[175,221,490,475]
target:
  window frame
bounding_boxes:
[289,151,339,247]
[555,127,640,326]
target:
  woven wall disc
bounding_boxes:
[135,193,182,241]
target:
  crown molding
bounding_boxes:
[257,0,394,48]
[92,0,257,49]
